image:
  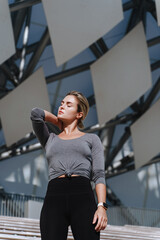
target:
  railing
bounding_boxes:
[0,193,160,227]
[0,192,44,217]
[107,206,160,227]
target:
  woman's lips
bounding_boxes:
[59,111,64,114]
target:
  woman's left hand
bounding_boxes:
[92,207,108,232]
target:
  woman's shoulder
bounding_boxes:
[85,132,100,138]
[85,132,101,142]
[85,133,103,152]
[51,132,57,138]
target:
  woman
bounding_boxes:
[30,90,108,240]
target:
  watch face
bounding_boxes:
[103,202,108,209]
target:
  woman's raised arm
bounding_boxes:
[30,108,63,148]
[30,107,50,148]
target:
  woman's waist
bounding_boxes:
[49,167,91,179]
[58,173,79,178]
[46,175,93,195]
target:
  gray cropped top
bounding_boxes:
[30,107,105,185]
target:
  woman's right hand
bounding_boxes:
[44,110,63,130]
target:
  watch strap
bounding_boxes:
[97,202,108,210]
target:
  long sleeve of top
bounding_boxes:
[30,107,49,148]
[30,107,105,185]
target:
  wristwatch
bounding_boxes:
[97,202,108,210]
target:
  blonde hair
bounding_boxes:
[66,90,89,129]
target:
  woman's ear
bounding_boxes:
[76,112,83,120]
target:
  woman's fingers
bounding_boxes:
[95,215,108,231]
[93,208,108,231]
[94,216,101,231]
[101,217,108,230]
[92,212,98,224]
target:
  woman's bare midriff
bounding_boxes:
[58,174,79,178]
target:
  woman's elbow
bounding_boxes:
[30,107,45,121]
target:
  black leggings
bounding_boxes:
[40,176,100,240]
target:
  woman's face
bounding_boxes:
[57,95,83,123]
